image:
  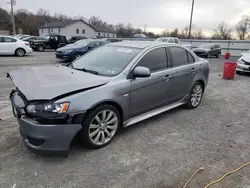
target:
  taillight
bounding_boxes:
[25,42,30,46]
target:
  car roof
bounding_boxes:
[108,41,172,49]
[0,35,19,39]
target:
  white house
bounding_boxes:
[39,19,116,38]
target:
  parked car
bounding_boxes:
[236,52,250,74]
[155,37,192,49]
[22,36,43,42]
[30,33,67,52]
[15,34,30,39]
[194,44,221,58]
[134,33,148,38]
[67,36,88,44]
[0,35,32,57]
[55,39,109,61]
[101,38,122,43]
[8,41,209,155]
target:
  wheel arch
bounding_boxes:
[15,48,26,56]
[88,100,124,126]
[15,47,26,53]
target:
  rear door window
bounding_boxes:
[3,37,16,42]
[174,39,179,44]
[137,47,168,72]
[168,39,174,43]
[187,52,195,63]
[169,46,189,67]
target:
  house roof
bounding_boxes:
[94,27,116,33]
[39,19,116,33]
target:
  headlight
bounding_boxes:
[63,50,73,54]
[237,59,244,64]
[26,102,70,118]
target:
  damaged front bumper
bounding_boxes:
[10,90,83,156]
[18,116,82,156]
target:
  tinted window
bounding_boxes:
[137,48,167,72]
[174,39,179,44]
[168,39,174,43]
[170,47,188,67]
[73,46,141,76]
[187,52,195,63]
[3,37,16,42]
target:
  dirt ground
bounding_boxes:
[1,52,250,188]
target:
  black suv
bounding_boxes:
[30,33,67,52]
[194,44,221,58]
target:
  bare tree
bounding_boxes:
[88,16,103,27]
[161,29,170,37]
[212,22,232,40]
[170,28,179,37]
[235,16,250,40]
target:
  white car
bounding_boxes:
[0,35,32,57]
[155,37,192,49]
[236,52,250,73]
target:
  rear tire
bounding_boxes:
[15,48,26,57]
[216,53,221,58]
[186,82,204,109]
[37,45,44,52]
[79,104,121,149]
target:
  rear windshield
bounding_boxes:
[72,45,141,76]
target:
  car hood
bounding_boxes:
[241,53,250,61]
[57,45,75,51]
[8,66,111,101]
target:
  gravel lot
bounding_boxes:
[1,52,250,188]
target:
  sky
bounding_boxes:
[1,0,250,35]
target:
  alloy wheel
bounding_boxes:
[88,110,118,146]
[16,49,25,57]
[191,84,203,107]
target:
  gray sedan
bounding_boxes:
[9,41,209,156]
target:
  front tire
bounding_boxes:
[80,104,121,149]
[15,48,26,57]
[186,82,204,109]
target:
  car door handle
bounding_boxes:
[190,68,196,73]
[164,75,171,81]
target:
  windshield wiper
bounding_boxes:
[74,68,99,75]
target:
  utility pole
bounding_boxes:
[188,0,194,39]
[9,0,16,35]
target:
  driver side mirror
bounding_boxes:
[133,66,151,78]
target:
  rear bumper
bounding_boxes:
[236,63,250,72]
[17,116,82,156]
[25,47,32,54]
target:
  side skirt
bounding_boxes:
[123,96,189,128]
